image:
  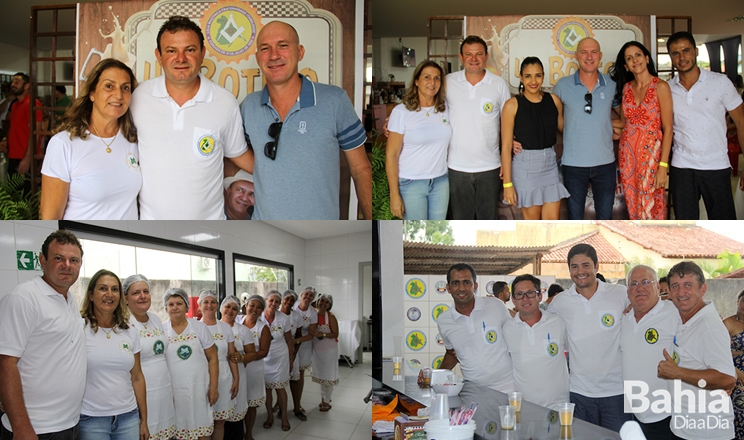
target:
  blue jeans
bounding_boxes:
[570,392,632,433]
[398,174,449,220]
[562,162,616,220]
[79,409,139,440]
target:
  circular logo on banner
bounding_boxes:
[552,17,594,56]
[201,1,262,64]
[547,342,559,356]
[406,307,421,322]
[601,313,615,328]
[153,340,165,355]
[432,303,449,321]
[177,344,193,360]
[198,135,216,156]
[435,281,447,293]
[486,281,495,295]
[485,330,498,344]
[406,330,426,351]
[645,328,659,344]
[406,278,426,299]
[432,355,443,369]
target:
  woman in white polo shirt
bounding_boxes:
[123,274,175,440]
[386,60,452,220]
[79,269,148,440]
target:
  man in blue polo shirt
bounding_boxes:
[239,21,371,219]
[553,38,618,220]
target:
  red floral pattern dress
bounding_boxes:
[619,76,666,219]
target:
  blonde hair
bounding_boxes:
[402,60,446,113]
[80,269,130,333]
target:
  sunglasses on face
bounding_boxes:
[264,121,283,160]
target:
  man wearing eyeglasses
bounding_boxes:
[619,265,678,439]
[552,37,619,220]
[131,16,253,219]
[503,274,569,409]
[434,263,515,393]
[666,31,744,220]
[657,261,735,440]
[548,243,630,432]
[239,21,371,220]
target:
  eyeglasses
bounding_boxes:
[512,290,539,300]
[264,122,283,160]
[584,93,592,114]
[629,279,656,289]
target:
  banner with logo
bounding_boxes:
[77,0,343,102]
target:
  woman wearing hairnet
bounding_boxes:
[312,294,339,412]
[260,290,293,431]
[240,294,270,440]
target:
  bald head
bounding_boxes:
[257,21,300,46]
[256,20,305,88]
[576,37,602,74]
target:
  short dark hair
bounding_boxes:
[567,243,598,267]
[667,261,705,287]
[510,274,541,294]
[460,35,487,55]
[596,272,606,282]
[659,276,668,284]
[157,15,205,52]
[41,230,83,259]
[13,72,29,85]
[666,31,696,51]
[55,85,67,94]
[446,263,477,284]
[493,281,509,296]
[548,284,564,298]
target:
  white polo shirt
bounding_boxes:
[548,281,629,397]
[445,70,511,173]
[0,277,87,433]
[436,296,514,393]
[669,68,743,170]
[131,73,248,219]
[668,301,735,440]
[620,298,678,423]
[503,311,569,409]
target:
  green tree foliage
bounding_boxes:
[403,220,454,244]
[0,174,40,220]
[698,250,744,278]
[371,140,398,220]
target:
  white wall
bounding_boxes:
[380,220,404,358]
[0,42,29,74]
[302,230,372,324]
[373,36,427,87]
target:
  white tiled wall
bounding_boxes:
[1,222,370,314]
[303,230,372,324]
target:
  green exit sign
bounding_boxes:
[17,251,41,271]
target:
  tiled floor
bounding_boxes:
[251,352,372,440]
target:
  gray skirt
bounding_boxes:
[512,146,570,208]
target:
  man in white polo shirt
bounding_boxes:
[131,16,253,219]
[658,261,735,440]
[620,264,678,439]
[548,243,631,432]
[446,36,511,219]
[0,230,87,439]
[666,31,744,220]
[503,274,569,409]
[435,263,514,393]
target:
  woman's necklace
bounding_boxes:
[101,327,114,339]
[91,125,117,153]
[421,105,435,117]
[736,313,743,323]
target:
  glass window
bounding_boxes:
[234,254,293,299]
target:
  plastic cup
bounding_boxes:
[499,405,516,430]
[422,368,432,387]
[392,356,403,372]
[559,402,575,426]
[429,393,449,421]
[560,425,573,439]
[508,391,522,412]
[392,373,403,381]
[424,419,476,440]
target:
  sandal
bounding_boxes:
[294,410,308,421]
[319,402,332,412]
[263,418,273,429]
[282,421,291,431]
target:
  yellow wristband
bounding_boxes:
[503,182,514,188]
[659,161,668,168]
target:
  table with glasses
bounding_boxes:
[376,360,622,440]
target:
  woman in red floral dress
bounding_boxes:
[610,41,674,219]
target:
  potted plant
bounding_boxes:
[0,174,41,219]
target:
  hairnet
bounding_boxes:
[164,287,189,312]
[123,274,149,295]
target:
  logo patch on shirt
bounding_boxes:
[120,341,131,353]
[483,102,494,113]
[177,344,193,360]
[547,342,559,356]
[672,350,679,365]
[126,152,139,171]
[153,340,165,355]
[198,135,216,156]
[485,330,498,344]
[298,121,307,134]
[601,313,615,327]
[486,421,498,434]
[645,328,659,344]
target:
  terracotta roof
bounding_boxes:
[404,241,554,275]
[717,267,744,279]
[542,231,626,264]
[596,221,744,258]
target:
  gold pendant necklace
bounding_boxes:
[422,106,434,117]
[102,327,114,339]
[91,125,117,153]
